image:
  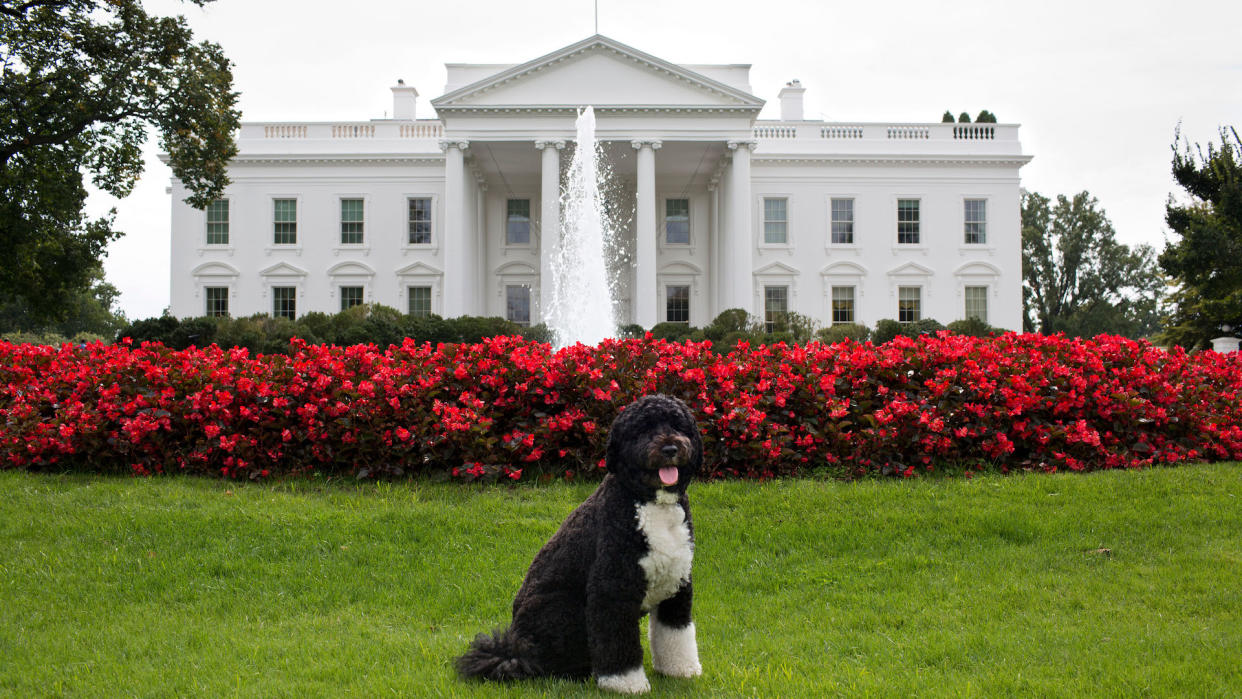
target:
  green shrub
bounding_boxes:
[650,322,697,341]
[817,323,870,344]
[946,317,1001,338]
[942,110,956,123]
[2,331,71,346]
[616,323,646,339]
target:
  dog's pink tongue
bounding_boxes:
[659,466,679,486]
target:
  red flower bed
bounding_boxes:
[3,333,1241,481]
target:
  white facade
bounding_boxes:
[169,35,1032,331]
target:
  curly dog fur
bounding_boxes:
[455,394,703,694]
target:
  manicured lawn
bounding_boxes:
[1,465,1239,696]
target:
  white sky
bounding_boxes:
[89,0,1242,320]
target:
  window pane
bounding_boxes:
[506,198,530,245]
[764,285,788,332]
[340,286,364,311]
[340,199,364,244]
[898,286,921,323]
[964,199,987,244]
[205,287,229,317]
[506,285,531,326]
[408,286,432,317]
[763,198,788,244]
[665,198,689,245]
[830,198,854,245]
[206,199,229,245]
[965,285,988,322]
[408,198,432,244]
[666,285,690,324]
[831,285,855,324]
[897,199,920,245]
[273,199,297,244]
[273,287,296,319]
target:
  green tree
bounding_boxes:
[0,0,239,322]
[958,112,971,123]
[975,110,997,123]
[0,261,126,337]
[942,110,955,123]
[1157,126,1242,349]
[1022,191,1164,338]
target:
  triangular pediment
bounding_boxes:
[396,261,443,277]
[432,35,763,112]
[755,261,801,276]
[887,261,935,278]
[259,262,308,278]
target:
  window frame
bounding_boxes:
[404,195,437,249]
[663,197,691,246]
[205,199,230,246]
[829,197,855,246]
[272,197,298,246]
[831,285,856,325]
[665,284,691,324]
[896,198,921,246]
[339,285,365,312]
[898,285,922,324]
[964,284,989,322]
[339,197,366,246]
[505,197,532,247]
[271,286,298,320]
[407,285,433,317]
[761,196,790,246]
[505,284,532,327]
[963,197,988,246]
[204,286,229,317]
[763,285,790,332]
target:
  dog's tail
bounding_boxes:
[455,627,542,681]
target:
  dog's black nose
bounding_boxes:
[661,444,679,458]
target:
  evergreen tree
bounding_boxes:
[942,110,956,123]
[1158,126,1242,348]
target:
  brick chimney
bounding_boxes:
[778,79,805,121]
[391,79,419,120]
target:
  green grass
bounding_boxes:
[1,465,1240,697]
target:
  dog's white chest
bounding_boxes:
[635,499,693,611]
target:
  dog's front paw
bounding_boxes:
[650,619,702,678]
[597,666,651,694]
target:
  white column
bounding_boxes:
[476,178,488,315]
[707,178,720,321]
[632,139,661,329]
[726,140,755,313]
[536,140,565,321]
[440,139,469,317]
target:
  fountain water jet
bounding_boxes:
[547,106,618,348]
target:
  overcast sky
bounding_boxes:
[88,0,1242,320]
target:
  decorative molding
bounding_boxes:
[727,139,758,151]
[534,139,566,150]
[438,139,470,152]
[631,139,663,150]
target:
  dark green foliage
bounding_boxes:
[616,324,646,339]
[702,308,753,342]
[115,306,551,353]
[958,112,972,123]
[946,317,1002,338]
[0,263,127,337]
[873,318,946,344]
[816,323,870,344]
[942,110,956,123]
[975,110,998,123]
[1022,190,1164,339]
[649,322,696,341]
[0,0,239,323]
[1158,126,1242,349]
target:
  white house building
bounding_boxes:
[168,34,1032,332]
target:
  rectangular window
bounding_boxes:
[408,197,432,245]
[898,286,922,323]
[408,286,432,317]
[666,285,690,324]
[665,198,690,245]
[830,198,854,245]
[764,285,789,332]
[340,286,364,311]
[272,286,296,319]
[204,287,229,317]
[506,199,531,245]
[506,285,531,326]
[340,198,364,244]
[763,197,788,244]
[897,199,920,245]
[206,199,229,245]
[965,285,988,322]
[964,199,987,244]
[273,199,297,245]
[831,286,855,325]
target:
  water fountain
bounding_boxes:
[546,106,618,348]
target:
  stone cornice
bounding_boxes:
[432,104,760,116]
[228,154,445,166]
[751,154,1034,167]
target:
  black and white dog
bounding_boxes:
[456,394,703,694]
